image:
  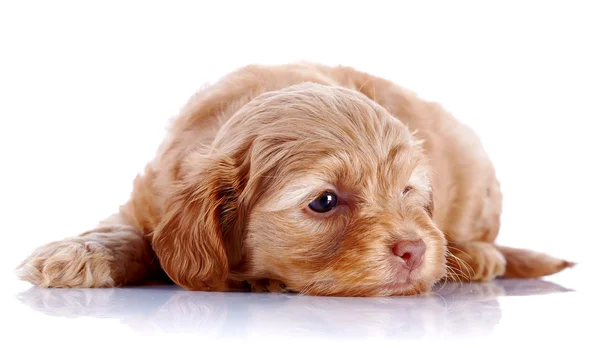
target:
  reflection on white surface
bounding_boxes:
[16,279,572,340]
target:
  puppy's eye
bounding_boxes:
[308,192,338,213]
[403,186,413,195]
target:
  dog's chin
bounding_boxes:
[291,278,434,297]
[370,281,431,297]
[293,262,447,297]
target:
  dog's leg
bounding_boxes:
[496,245,574,278]
[16,213,158,288]
[445,241,507,281]
[16,167,163,288]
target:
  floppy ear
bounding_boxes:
[151,155,241,291]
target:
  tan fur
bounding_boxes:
[16,63,573,296]
[496,246,575,278]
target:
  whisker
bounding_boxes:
[358,78,374,95]
[445,247,475,280]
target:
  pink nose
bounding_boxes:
[392,239,426,270]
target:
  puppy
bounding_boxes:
[17,63,574,296]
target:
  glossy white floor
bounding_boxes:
[4,265,594,347]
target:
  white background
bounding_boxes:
[1,1,599,346]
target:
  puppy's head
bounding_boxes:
[152,83,447,296]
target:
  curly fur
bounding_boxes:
[17,63,574,296]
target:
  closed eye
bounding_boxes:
[402,186,413,196]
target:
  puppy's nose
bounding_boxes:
[392,239,426,270]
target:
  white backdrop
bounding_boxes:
[1,0,599,345]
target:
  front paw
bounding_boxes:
[17,238,117,288]
[447,242,506,281]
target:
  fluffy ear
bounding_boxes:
[151,156,241,291]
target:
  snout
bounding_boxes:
[392,239,426,270]
[387,238,428,286]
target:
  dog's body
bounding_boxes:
[18,63,573,296]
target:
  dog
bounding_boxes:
[16,63,574,296]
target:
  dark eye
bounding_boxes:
[403,186,413,195]
[308,192,338,213]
